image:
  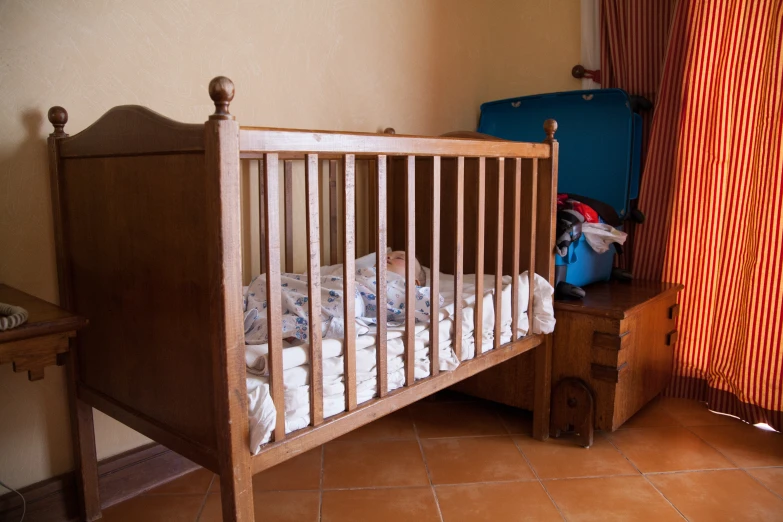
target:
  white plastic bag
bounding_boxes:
[582,223,627,254]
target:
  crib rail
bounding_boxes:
[240,124,555,445]
[239,127,551,159]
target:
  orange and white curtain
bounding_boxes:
[600,0,677,270]
[626,0,783,430]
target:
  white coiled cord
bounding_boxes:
[0,303,28,331]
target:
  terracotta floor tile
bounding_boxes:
[145,468,215,495]
[101,494,205,522]
[198,490,320,521]
[658,397,743,426]
[321,487,441,522]
[607,426,735,473]
[323,439,429,488]
[421,436,535,484]
[544,475,683,521]
[514,433,638,479]
[619,399,681,429]
[410,401,507,438]
[689,424,783,467]
[211,447,321,493]
[649,470,783,521]
[495,404,534,435]
[746,467,783,498]
[335,409,416,442]
[436,482,562,522]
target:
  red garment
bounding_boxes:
[557,194,599,223]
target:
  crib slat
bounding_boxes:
[511,158,522,341]
[284,160,294,273]
[305,154,324,426]
[453,157,465,362]
[343,154,357,411]
[474,157,486,356]
[258,159,267,275]
[376,156,388,397]
[528,159,539,336]
[430,156,441,377]
[404,155,416,386]
[494,158,505,350]
[329,159,339,265]
[263,153,286,441]
[368,159,378,253]
[318,159,325,265]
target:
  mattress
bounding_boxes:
[245,269,554,454]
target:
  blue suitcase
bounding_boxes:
[477,89,643,296]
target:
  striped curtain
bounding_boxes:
[600,0,677,162]
[633,0,783,430]
[600,0,677,270]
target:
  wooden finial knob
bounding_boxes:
[48,106,68,137]
[383,127,396,135]
[208,76,235,120]
[544,119,558,142]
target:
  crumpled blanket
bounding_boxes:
[243,266,444,344]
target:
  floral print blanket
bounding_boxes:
[243,267,442,344]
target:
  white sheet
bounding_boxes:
[246,269,554,454]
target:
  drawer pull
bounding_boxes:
[669,304,680,319]
[593,331,630,351]
[667,330,679,346]
[591,362,629,383]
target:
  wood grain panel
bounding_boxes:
[62,154,218,450]
[60,106,204,158]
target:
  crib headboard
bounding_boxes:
[47,90,243,470]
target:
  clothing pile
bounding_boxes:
[555,194,627,257]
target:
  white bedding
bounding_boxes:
[245,267,554,454]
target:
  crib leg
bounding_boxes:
[217,465,255,522]
[532,335,552,441]
[65,350,102,521]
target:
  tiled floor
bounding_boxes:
[102,393,783,521]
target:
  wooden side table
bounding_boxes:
[0,284,100,519]
[0,284,87,380]
[549,280,683,447]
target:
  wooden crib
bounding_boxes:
[47,77,558,521]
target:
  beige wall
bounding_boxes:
[0,0,580,488]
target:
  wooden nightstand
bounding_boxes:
[0,284,87,380]
[549,280,683,447]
